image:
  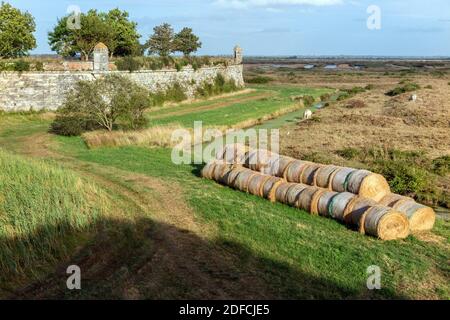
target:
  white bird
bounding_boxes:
[303,109,313,120]
[410,94,417,102]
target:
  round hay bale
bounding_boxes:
[331,167,356,193]
[261,155,279,176]
[344,197,378,227]
[286,184,308,207]
[317,191,338,217]
[285,160,311,183]
[277,156,296,178]
[363,206,410,240]
[347,170,390,201]
[301,163,323,186]
[201,162,217,180]
[314,165,339,189]
[310,189,328,215]
[246,149,273,172]
[212,163,230,182]
[218,144,248,164]
[379,193,413,208]
[275,182,298,204]
[262,176,284,201]
[297,186,321,212]
[247,174,272,197]
[392,200,436,231]
[233,170,257,192]
[328,192,356,221]
[222,167,246,186]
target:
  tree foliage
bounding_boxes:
[145,23,175,57]
[52,75,150,135]
[0,2,36,58]
[48,8,140,60]
[174,27,201,56]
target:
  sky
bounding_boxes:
[6,0,450,56]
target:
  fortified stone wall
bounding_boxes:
[0,64,244,111]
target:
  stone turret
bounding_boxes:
[234,45,243,64]
[93,42,109,72]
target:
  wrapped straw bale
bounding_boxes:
[285,160,311,183]
[344,197,378,227]
[314,165,339,189]
[310,189,328,215]
[391,200,436,231]
[212,162,230,182]
[379,193,414,208]
[201,161,217,180]
[222,166,246,186]
[361,206,409,240]
[346,170,390,201]
[246,149,274,172]
[274,182,298,204]
[216,144,248,165]
[233,169,257,192]
[331,167,356,193]
[296,186,322,212]
[285,184,308,207]
[262,176,284,201]
[317,191,338,217]
[328,192,356,222]
[301,163,323,186]
[248,174,272,197]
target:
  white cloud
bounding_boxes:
[214,0,343,9]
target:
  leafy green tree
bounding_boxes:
[48,9,140,60]
[145,23,175,57]
[174,27,201,56]
[103,8,141,57]
[0,2,36,58]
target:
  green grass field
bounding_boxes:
[0,85,448,299]
[148,86,330,128]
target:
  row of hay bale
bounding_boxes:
[202,161,410,240]
[212,144,436,234]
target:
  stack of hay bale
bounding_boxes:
[202,144,436,241]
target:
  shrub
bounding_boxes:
[13,59,30,72]
[115,56,143,72]
[320,93,331,102]
[34,61,44,71]
[52,75,151,135]
[337,92,350,101]
[196,74,238,98]
[432,155,450,176]
[386,82,420,96]
[245,76,273,84]
[365,84,374,90]
[302,95,315,108]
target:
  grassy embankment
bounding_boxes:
[0,84,448,299]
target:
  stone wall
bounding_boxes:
[0,64,244,112]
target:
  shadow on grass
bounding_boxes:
[2,215,407,300]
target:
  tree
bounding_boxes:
[145,23,175,57]
[174,27,201,56]
[51,75,150,135]
[0,2,36,58]
[48,9,140,60]
[103,8,141,57]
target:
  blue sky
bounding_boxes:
[6,0,450,56]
